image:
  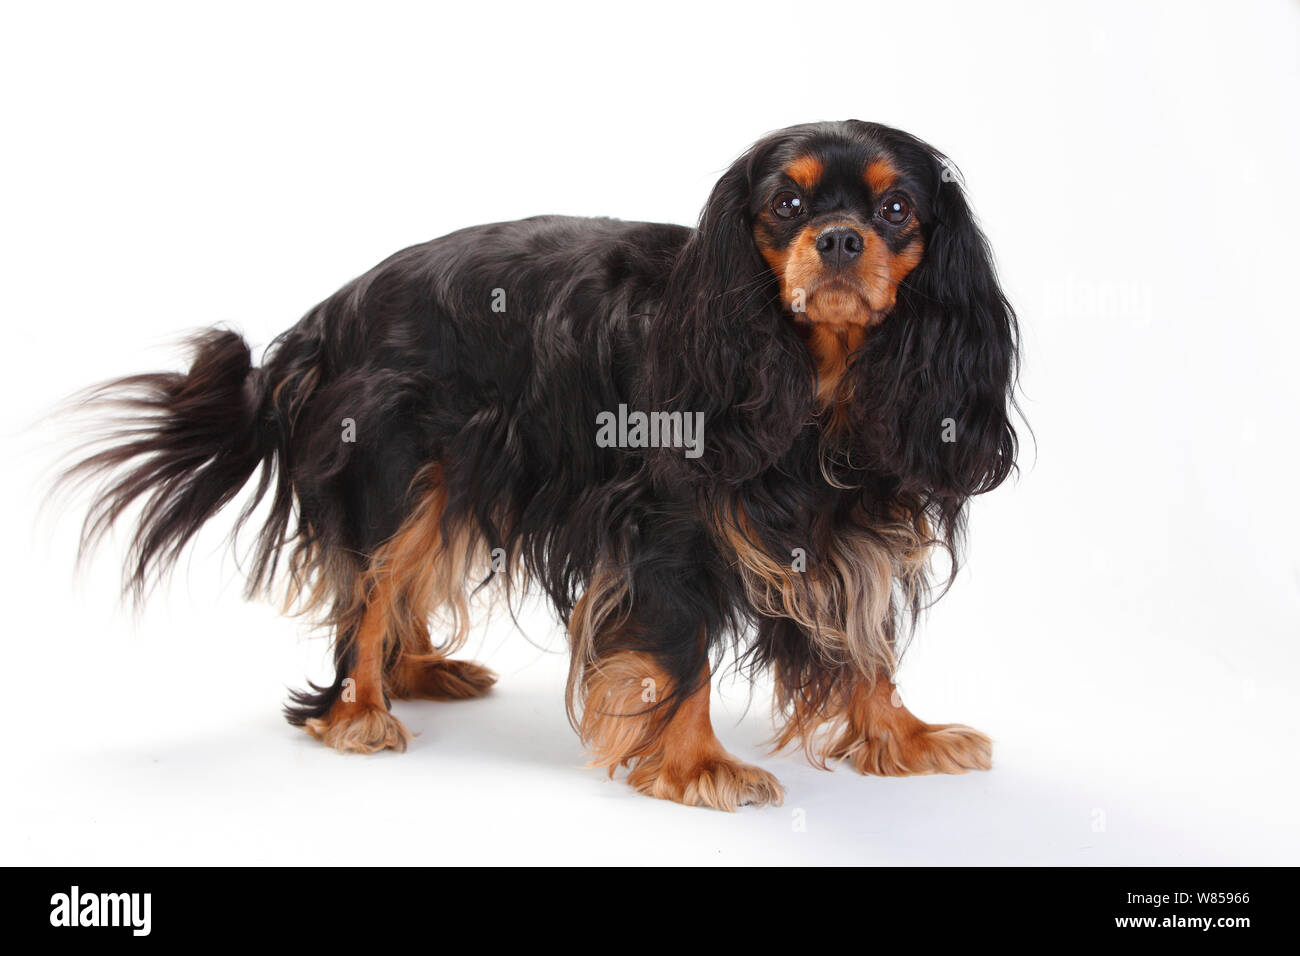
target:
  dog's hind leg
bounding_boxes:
[387,641,498,701]
[303,574,413,753]
[300,465,498,750]
[368,468,498,703]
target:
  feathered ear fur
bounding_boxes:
[641,137,814,488]
[849,151,1020,540]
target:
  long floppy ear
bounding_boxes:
[641,139,813,488]
[851,153,1020,536]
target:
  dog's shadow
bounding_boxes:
[392,677,587,771]
[75,671,1227,864]
[389,671,781,772]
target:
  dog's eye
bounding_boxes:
[879,196,911,225]
[772,191,804,219]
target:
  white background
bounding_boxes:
[2,0,1297,865]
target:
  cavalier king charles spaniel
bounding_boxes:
[65,119,1020,810]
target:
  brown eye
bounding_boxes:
[879,196,911,225]
[772,191,804,219]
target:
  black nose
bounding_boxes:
[815,226,864,267]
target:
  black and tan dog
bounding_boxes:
[64,120,1020,810]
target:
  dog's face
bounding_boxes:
[752,133,928,329]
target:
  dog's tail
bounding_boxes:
[58,328,296,603]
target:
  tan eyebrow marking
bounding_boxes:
[865,157,900,195]
[785,155,824,191]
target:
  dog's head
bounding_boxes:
[749,124,929,330]
[648,121,1019,534]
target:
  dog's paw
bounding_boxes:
[628,751,785,811]
[835,722,992,776]
[306,705,412,754]
[390,655,498,701]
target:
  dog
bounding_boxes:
[63,120,1020,810]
